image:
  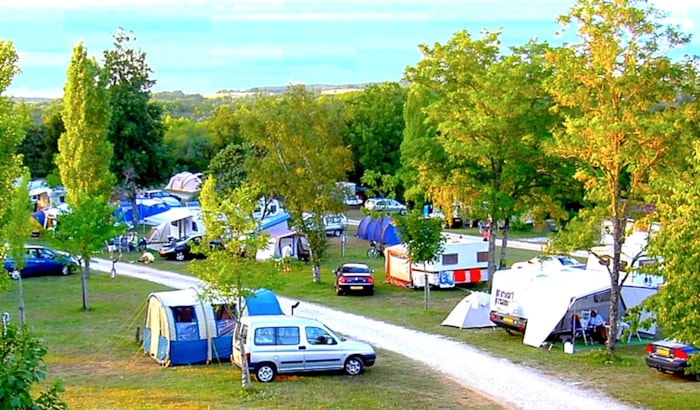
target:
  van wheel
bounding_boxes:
[256,363,276,382]
[344,356,365,376]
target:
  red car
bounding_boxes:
[333,263,375,296]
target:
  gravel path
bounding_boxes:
[90,258,640,410]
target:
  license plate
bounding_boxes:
[350,286,363,290]
[504,317,514,325]
[656,347,671,357]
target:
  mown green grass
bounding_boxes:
[14,220,700,409]
[0,273,502,410]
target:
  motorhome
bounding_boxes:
[384,236,489,288]
[489,228,662,347]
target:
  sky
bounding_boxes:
[2,0,700,98]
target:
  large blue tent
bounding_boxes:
[355,215,401,246]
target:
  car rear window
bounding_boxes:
[342,267,370,273]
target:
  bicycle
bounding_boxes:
[367,240,384,259]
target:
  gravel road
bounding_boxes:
[89,258,639,410]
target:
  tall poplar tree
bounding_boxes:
[55,42,119,310]
[545,0,696,354]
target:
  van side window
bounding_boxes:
[276,326,300,345]
[305,326,336,345]
[254,327,276,345]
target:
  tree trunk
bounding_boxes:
[499,218,510,269]
[312,264,320,283]
[81,260,90,311]
[18,277,25,326]
[606,215,624,355]
[423,262,430,310]
[239,337,252,388]
[487,221,497,289]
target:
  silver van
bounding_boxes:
[232,315,376,382]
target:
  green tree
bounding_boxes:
[544,0,696,354]
[205,142,252,193]
[39,103,65,181]
[163,115,213,172]
[57,43,115,204]
[103,28,172,224]
[0,323,66,409]
[394,210,445,309]
[238,86,352,279]
[405,31,561,276]
[0,40,25,231]
[342,83,407,182]
[635,141,700,375]
[1,171,34,325]
[55,42,118,310]
[189,176,277,388]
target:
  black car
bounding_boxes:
[646,339,700,377]
[332,262,375,296]
[158,235,223,261]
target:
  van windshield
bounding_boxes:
[324,326,346,342]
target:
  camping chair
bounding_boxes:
[572,311,590,346]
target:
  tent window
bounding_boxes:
[442,253,458,265]
[477,252,489,262]
[172,306,197,340]
[213,304,237,336]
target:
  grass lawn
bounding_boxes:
[8,219,700,409]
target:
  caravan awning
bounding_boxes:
[143,208,197,226]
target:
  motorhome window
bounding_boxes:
[254,327,276,345]
[276,326,300,345]
[638,259,655,267]
[270,204,277,213]
[477,252,489,262]
[442,253,458,265]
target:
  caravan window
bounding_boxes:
[477,252,489,263]
[172,306,198,341]
[213,304,237,336]
[442,253,458,265]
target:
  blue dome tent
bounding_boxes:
[355,215,401,246]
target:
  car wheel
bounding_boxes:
[367,289,374,296]
[8,269,20,280]
[336,287,344,296]
[61,265,70,276]
[175,251,186,261]
[344,356,365,376]
[255,363,276,383]
[333,229,342,237]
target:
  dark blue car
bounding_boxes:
[646,339,700,378]
[3,245,78,279]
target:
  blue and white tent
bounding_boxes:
[143,287,282,366]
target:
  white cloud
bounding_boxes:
[17,51,69,68]
[5,85,63,99]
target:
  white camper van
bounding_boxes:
[384,237,489,288]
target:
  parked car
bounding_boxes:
[344,195,364,207]
[333,262,375,296]
[2,245,78,279]
[428,210,464,229]
[232,314,376,382]
[158,234,223,261]
[646,339,700,377]
[302,212,349,237]
[364,198,407,215]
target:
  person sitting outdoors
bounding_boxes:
[138,251,155,264]
[589,310,607,344]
